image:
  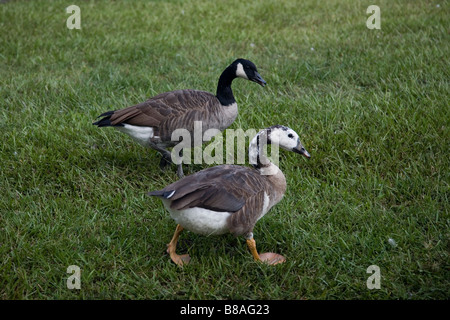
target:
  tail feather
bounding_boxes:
[147,190,175,199]
[93,110,117,127]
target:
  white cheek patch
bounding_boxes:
[271,130,298,150]
[283,133,298,149]
[235,63,248,79]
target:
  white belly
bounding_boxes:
[116,124,155,146]
[163,201,231,236]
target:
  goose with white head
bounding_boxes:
[93,59,266,177]
[148,125,310,266]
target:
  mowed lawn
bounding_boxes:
[0,0,448,299]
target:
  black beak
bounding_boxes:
[293,146,311,159]
[252,71,267,87]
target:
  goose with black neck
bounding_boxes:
[93,59,266,177]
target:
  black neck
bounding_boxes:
[251,131,272,170]
[216,65,237,106]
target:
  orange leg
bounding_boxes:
[246,237,286,265]
[167,224,191,266]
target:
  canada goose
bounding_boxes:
[148,125,311,266]
[93,59,266,177]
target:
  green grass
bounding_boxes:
[0,0,448,299]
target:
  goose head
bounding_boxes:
[249,125,310,171]
[267,125,311,158]
[232,59,267,87]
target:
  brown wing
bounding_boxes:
[108,90,218,130]
[227,191,266,236]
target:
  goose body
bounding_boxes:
[93,59,266,177]
[157,164,285,237]
[148,125,311,266]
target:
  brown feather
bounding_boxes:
[107,89,232,143]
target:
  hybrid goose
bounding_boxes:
[93,59,266,177]
[148,125,311,266]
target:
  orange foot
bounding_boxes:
[259,253,286,265]
[166,224,190,266]
[168,251,191,266]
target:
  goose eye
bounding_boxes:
[288,133,294,139]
